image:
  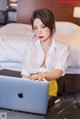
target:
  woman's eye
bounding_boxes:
[41,25,46,29]
[33,27,37,30]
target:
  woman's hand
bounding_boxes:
[30,73,46,81]
[22,75,31,79]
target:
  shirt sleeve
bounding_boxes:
[54,45,69,76]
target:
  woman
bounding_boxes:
[21,8,69,96]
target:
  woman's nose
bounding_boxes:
[37,29,41,34]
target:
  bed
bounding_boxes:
[0,0,80,94]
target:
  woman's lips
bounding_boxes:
[39,36,44,39]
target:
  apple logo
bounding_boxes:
[18,92,23,98]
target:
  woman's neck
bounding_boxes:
[40,35,53,48]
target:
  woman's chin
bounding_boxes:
[39,38,45,42]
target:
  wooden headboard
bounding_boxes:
[17,0,53,24]
[17,0,80,24]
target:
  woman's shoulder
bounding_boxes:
[25,38,37,50]
[55,40,69,50]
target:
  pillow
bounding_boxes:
[0,23,34,62]
[55,22,80,32]
[0,38,27,62]
[54,30,80,67]
[0,23,33,35]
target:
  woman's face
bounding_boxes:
[33,18,52,42]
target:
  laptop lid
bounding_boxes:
[0,75,49,115]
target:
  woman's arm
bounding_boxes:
[42,69,62,81]
[27,69,62,81]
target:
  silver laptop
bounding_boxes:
[0,75,49,115]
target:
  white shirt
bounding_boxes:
[21,38,69,76]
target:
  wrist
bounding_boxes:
[42,73,46,78]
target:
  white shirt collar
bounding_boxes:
[34,38,57,54]
[34,39,41,47]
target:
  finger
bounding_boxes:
[42,78,48,82]
[30,77,37,80]
[38,77,42,81]
[30,75,38,80]
[38,77,47,82]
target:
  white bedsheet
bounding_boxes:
[65,67,80,74]
[0,62,21,71]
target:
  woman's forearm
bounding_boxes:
[42,69,62,81]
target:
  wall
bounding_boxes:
[0,0,80,24]
[52,0,80,24]
[17,0,80,24]
[17,0,53,24]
